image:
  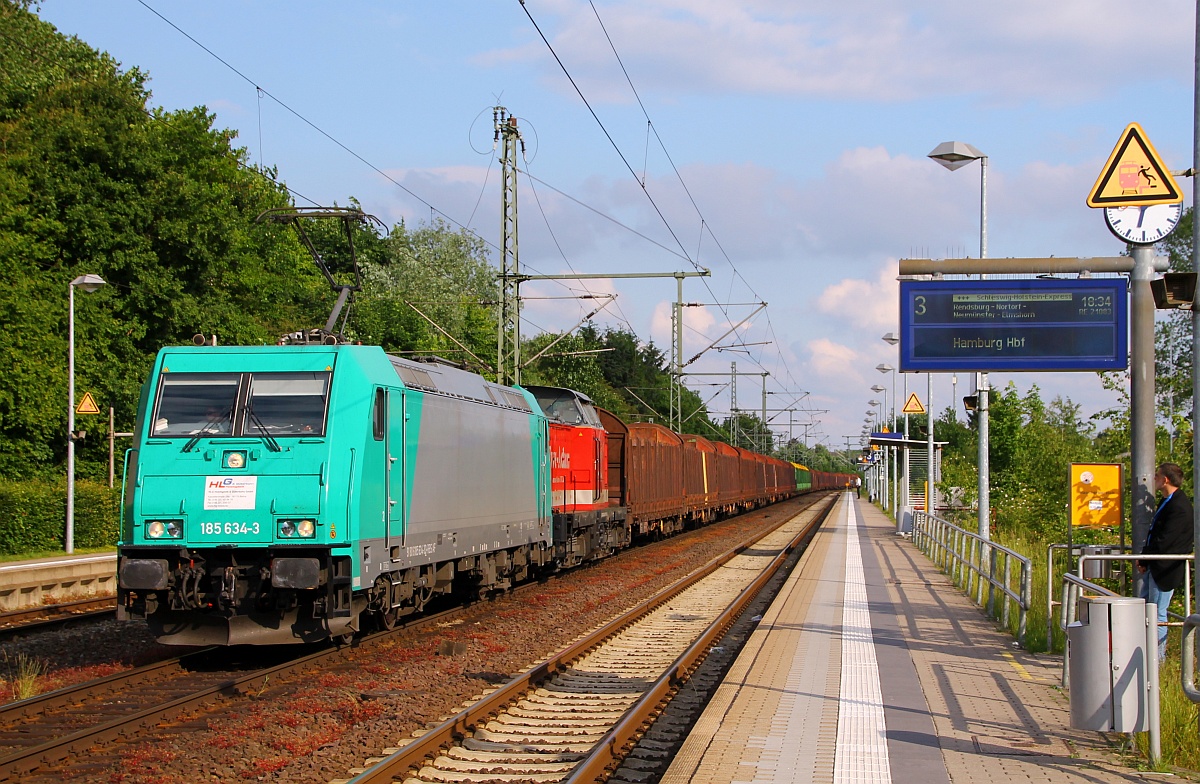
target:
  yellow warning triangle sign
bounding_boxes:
[1087,123,1183,207]
[901,393,925,415]
[76,392,101,415]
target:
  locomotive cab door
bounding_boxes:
[386,389,407,550]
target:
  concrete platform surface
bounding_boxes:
[662,493,1156,783]
[0,552,116,611]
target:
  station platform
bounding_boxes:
[662,493,1153,784]
[0,552,115,611]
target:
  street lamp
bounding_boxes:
[68,274,106,554]
[876,363,896,515]
[929,140,989,540]
[882,332,909,515]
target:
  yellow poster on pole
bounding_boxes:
[1069,463,1122,528]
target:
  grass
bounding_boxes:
[0,545,114,564]
[2,651,47,701]
[1139,654,1200,771]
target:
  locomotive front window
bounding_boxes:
[532,391,584,424]
[152,374,239,437]
[244,372,330,436]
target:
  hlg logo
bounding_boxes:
[208,478,237,488]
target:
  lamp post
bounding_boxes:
[876,363,896,516]
[929,140,990,540]
[870,384,887,505]
[882,332,908,514]
[68,274,106,554]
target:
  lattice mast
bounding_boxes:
[496,107,524,384]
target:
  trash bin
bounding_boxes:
[1067,595,1148,732]
[1075,545,1119,580]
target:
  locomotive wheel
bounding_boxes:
[377,607,399,631]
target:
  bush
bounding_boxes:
[0,478,120,555]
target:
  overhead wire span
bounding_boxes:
[135,0,499,254]
[518,0,698,271]
[574,1,795,428]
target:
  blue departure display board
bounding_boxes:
[899,279,1128,372]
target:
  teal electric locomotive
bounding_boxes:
[117,344,553,645]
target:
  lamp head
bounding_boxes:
[876,363,893,374]
[928,141,986,171]
[71,274,106,293]
[881,332,899,345]
[870,385,885,393]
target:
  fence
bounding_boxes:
[913,510,1033,648]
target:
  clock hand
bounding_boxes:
[1136,206,1147,228]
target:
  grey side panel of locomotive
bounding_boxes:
[386,356,550,569]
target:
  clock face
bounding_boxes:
[1104,203,1183,245]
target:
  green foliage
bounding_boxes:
[0,478,118,554]
[775,440,852,473]
[0,5,325,481]
[939,383,1097,539]
[1153,207,1194,475]
[353,219,497,370]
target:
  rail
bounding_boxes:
[347,494,837,784]
[912,510,1032,648]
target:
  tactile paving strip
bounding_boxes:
[833,499,890,783]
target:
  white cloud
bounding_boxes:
[816,263,899,331]
[489,1,1193,104]
[807,337,863,382]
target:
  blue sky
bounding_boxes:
[37,0,1197,451]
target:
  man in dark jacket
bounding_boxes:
[1138,462,1194,660]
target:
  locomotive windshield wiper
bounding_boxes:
[182,411,229,453]
[245,404,282,452]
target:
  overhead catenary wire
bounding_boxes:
[523,1,803,437]
[124,2,720,339]
[47,1,811,443]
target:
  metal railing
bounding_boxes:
[1045,547,1194,649]
[913,510,1032,648]
[1184,613,1200,704]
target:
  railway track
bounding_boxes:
[0,493,835,782]
[338,493,837,784]
[0,599,472,783]
[0,597,115,641]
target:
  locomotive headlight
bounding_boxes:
[223,451,247,469]
[278,519,316,538]
[146,520,182,539]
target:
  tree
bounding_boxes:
[353,219,497,372]
[1153,207,1193,473]
[0,4,323,478]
